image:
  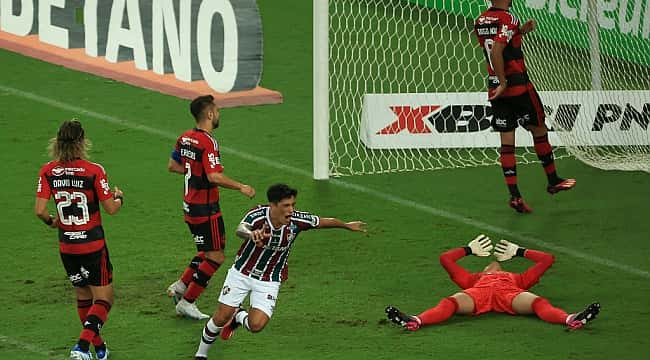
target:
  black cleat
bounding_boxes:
[385,306,420,331]
[567,302,600,330]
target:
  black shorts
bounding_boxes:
[186,214,226,252]
[60,247,113,287]
[490,87,545,132]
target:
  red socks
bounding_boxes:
[183,258,221,302]
[417,297,459,326]
[532,297,568,324]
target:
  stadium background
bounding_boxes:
[1,0,648,359]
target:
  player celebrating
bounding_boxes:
[194,184,366,360]
[35,120,123,360]
[166,95,256,320]
[386,235,600,331]
[474,0,575,213]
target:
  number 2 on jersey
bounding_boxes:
[184,162,191,196]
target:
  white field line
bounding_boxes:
[2,84,648,279]
[0,334,63,358]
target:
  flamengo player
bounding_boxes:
[166,95,256,320]
[194,184,366,360]
[386,235,600,331]
[35,120,123,360]
[474,0,575,213]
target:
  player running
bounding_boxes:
[194,183,366,360]
[35,120,123,360]
[386,235,600,331]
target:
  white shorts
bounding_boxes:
[218,266,280,318]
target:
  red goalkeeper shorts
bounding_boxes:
[463,287,524,315]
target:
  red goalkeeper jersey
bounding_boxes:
[36,159,114,254]
[439,247,555,291]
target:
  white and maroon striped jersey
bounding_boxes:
[233,205,320,282]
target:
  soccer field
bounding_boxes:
[1,1,649,359]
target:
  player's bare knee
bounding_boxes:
[247,319,266,333]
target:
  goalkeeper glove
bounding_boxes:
[494,239,525,262]
[467,234,493,257]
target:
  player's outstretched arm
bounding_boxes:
[318,218,366,232]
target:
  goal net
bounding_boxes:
[318,0,650,177]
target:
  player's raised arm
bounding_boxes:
[439,235,490,289]
[317,218,366,232]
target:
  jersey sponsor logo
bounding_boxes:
[52,167,66,176]
[207,152,220,168]
[476,16,499,25]
[100,178,110,195]
[64,231,88,240]
[52,167,86,176]
[181,136,200,145]
[498,24,513,41]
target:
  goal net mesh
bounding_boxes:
[327,0,650,176]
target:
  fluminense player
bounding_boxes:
[194,183,366,360]
[386,235,600,331]
[166,95,256,320]
[474,0,575,213]
[35,120,124,360]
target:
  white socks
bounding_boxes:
[235,310,250,331]
[195,318,222,358]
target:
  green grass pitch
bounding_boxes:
[1,1,649,359]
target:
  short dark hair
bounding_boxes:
[267,184,298,203]
[190,95,215,121]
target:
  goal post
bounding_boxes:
[314,0,650,178]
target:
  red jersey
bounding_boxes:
[474,7,531,98]
[36,159,114,254]
[440,247,555,314]
[174,128,224,224]
[232,205,320,282]
[439,247,555,291]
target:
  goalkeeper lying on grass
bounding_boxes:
[386,235,600,331]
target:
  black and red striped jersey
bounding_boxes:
[474,7,531,98]
[233,205,320,282]
[36,159,113,254]
[174,128,224,224]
